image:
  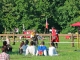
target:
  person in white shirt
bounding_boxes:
[25,41,36,56]
[48,42,58,56]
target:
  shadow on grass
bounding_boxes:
[0,46,2,48]
[8,50,19,55]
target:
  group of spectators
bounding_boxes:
[19,40,58,56]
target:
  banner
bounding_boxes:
[46,18,48,29]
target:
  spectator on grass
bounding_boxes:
[25,41,36,56]
[19,41,24,54]
[36,41,48,56]
[0,46,10,60]
[3,41,12,52]
[21,40,29,55]
[48,42,58,56]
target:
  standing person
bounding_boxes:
[31,31,35,39]
[51,27,59,48]
[48,42,58,56]
[14,27,19,34]
[6,36,10,45]
[0,46,10,60]
[32,34,38,46]
[31,31,38,46]
[13,27,19,45]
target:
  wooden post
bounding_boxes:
[50,33,51,46]
[71,33,74,47]
[77,32,79,49]
[13,32,15,45]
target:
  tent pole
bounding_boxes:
[77,27,79,50]
[77,32,79,49]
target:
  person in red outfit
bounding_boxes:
[51,27,59,48]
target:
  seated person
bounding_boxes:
[21,40,29,55]
[25,41,36,56]
[19,41,24,54]
[36,41,48,56]
[48,42,58,56]
[3,41,12,53]
[0,46,10,60]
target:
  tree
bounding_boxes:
[0,0,80,33]
[56,0,80,33]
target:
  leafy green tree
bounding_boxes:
[56,0,80,33]
[0,0,80,34]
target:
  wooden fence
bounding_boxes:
[0,33,79,47]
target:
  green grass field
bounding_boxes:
[0,36,80,60]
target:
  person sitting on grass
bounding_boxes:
[48,42,58,56]
[21,40,29,55]
[25,41,36,56]
[3,41,12,53]
[36,41,48,56]
[0,46,10,60]
[19,41,24,54]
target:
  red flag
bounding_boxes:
[46,19,48,29]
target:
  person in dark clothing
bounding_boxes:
[3,41,12,53]
[32,34,38,46]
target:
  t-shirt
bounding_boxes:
[48,46,58,56]
[21,45,28,51]
[26,45,36,55]
[37,45,47,52]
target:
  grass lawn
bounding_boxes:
[0,36,80,60]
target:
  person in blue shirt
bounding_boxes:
[21,40,29,55]
[36,41,48,56]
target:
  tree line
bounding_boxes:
[0,0,80,34]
